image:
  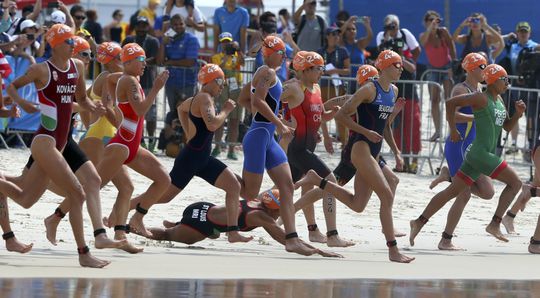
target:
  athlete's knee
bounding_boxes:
[84,172,102,191]
[508,178,522,193]
[226,177,241,195]
[476,186,495,200]
[118,180,135,197]
[388,173,400,189]
[277,182,294,202]
[156,168,172,187]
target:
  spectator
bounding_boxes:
[210,32,244,160]
[452,13,504,63]
[376,14,421,62]
[213,0,249,52]
[249,11,298,82]
[164,0,205,34]
[156,14,199,119]
[317,25,350,146]
[138,0,161,29]
[10,19,44,64]
[157,110,184,157]
[70,5,89,35]
[335,10,350,23]
[104,9,126,43]
[123,16,160,152]
[293,0,327,51]
[339,15,373,92]
[277,8,294,34]
[419,10,456,141]
[84,9,103,44]
[1,0,41,36]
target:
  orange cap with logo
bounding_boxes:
[293,51,324,71]
[198,63,225,85]
[262,35,286,57]
[260,189,280,209]
[121,43,146,63]
[461,52,487,72]
[72,36,90,57]
[374,50,402,70]
[483,64,508,85]
[46,24,74,48]
[97,42,122,64]
[356,65,379,85]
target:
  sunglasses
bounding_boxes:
[64,38,75,46]
[469,17,481,24]
[135,56,146,62]
[309,66,325,71]
[79,51,94,59]
[478,64,487,70]
[427,18,442,23]
[498,76,510,84]
[275,49,285,56]
[215,78,225,86]
[368,76,380,81]
[329,31,340,36]
[75,15,86,21]
[392,62,403,70]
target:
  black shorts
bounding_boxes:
[333,150,387,186]
[287,146,331,183]
[169,146,228,189]
[179,202,219,237]
[26,136,89,173]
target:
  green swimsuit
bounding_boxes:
[456,92,508,185]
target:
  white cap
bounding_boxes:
[20,19,38,31]
[51,10,66,24]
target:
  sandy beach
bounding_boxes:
[1,144,540,281]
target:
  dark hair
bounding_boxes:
[70,4,85,17]
[22,5,34,15]
[260,11,276,24]
[112,9,122,18]
[278,9,288,17]
[424,10,440,22]
[170,13,184,22]
[86,10,97,21]
[336,10,350,22]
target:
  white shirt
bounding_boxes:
[10,34,39,56]
[167,5,205,35]
[375,28,419,52]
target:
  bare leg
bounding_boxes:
[323,173,355,247]
[429,166,450,189]
[529,214,540,254]
[429,84,441,141]
[0,194,33,253]
[301,184,327,244]
[213,167,253,243]
[438,190,470,251]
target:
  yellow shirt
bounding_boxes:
[138,8,156,26]
[211,53,242,89]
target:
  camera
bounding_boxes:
[164,28,176,38]
[379,38,404,53]
[384,23,397,31]
[224,43,238,55]
[517,47,540,87]
[26,34,34,40]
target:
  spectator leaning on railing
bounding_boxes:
[210,32,244,160]
[213,0,249,53]
[157,13,199,120]
[123,16,160,152]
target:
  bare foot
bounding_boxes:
[518,184,532,212]
[528,244,540,254]
[114,234,144,254]
[294,169,321,190]
[409,220,424,247]
[275,217,283,226]
[309,229,327,243]
[502,215,517,234]
[102,216,111,228]
[438,238,466,251]
[389,246,415,263]
[94,234,128,249]
[485,222,509,242]
[79,252,111,268]
[129,213,153,238]
[44,214,62,245]
[327,235,355,247]
[106,212,117,228]
[429,166,450,189]
[285,237,317,256]
[5,237,33,253]
[163,220,177,228]
[227,231,254,243]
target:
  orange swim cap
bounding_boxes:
[293,51,324,71]
[461,52,487,72]
[97,42,122,64]
[374,50,402,71]
[72,36,90,57]
[198,63,224,85]
[46,24,74,48]
[261,35,286,57]
[121,43,146,63]
[261,189,280,209]
[356,64,379,85]
[483,64,508,85]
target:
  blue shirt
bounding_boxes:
[214,6,249,46]
[343,40,365,79]
[509,39,538,74]
[317,46,350,87]
[255,43,293,82]
[165,32,199,86]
